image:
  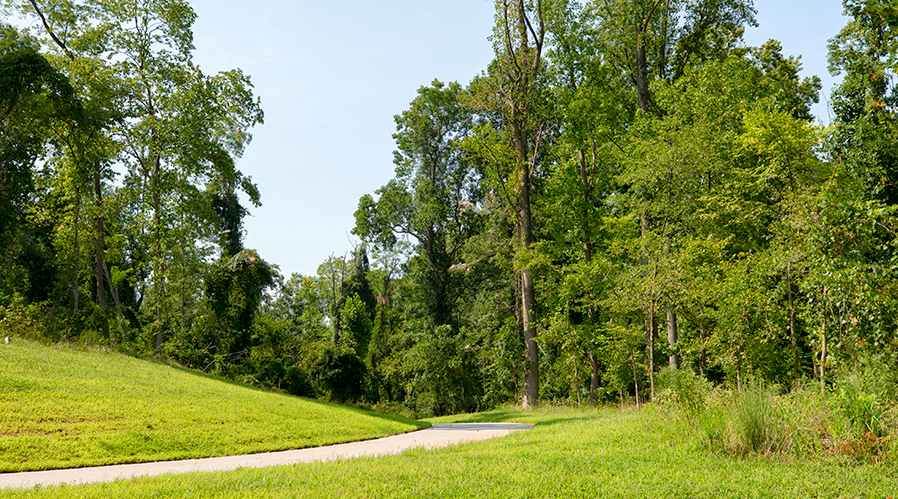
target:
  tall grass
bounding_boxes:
[733,379,774,454]
[657,366,898,462]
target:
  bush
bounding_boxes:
[830,355,897,437]
[827,355,898,461]
[254,358,286,388]
[663,371,896,462]
[310,346,367,403]
[397,325,482,417]
[284,365,315,398]
[656,366,712,421]
[0,299,77,343]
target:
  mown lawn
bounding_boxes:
[0,338,424,472]
[2,406,896,498]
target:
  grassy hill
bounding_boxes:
[0,338,425,472]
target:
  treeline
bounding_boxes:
[0,1,272,364]
[4,0,898,418]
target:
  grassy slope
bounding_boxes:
[2,407,896,498]
[0,339,425,472]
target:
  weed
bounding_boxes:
[656,366,711,422]
[697,402,727,452]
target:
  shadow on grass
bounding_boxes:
[433,409,527,423]
[431,406,615,428]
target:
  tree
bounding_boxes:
[542,0,630,404]
[590,0,756,394]
[593,0,757,113]
[829,0,898,205]
[201,249,277,365]
[354,80,476,330]
[466,0,547,409]
[0,27,82,310]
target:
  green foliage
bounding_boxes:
[0,34,80,256]
[658,372,898,462]
[7,0,898,439]
[310,345,367,404]
[353,80,477,330]
[172,250,277,373]
[829,354,898,442]
[209,191,246,257]
[394,325,482,417]
[656,366,712,420]
[283,365,315,398]
[337,294,372,357]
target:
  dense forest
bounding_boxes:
[3,0,898,419]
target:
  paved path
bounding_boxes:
[0,423,533,490]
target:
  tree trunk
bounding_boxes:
[73,185,80,313]
[579,149,600,406]
[512,28,539,408]
[631,344,640,409]
[820,294,828,396]
[498,0,544,409]
[647,300,656,399]
[640,211,656,400]
[634,8,649,113]
[152,153,164,354]
[93,170,108,341]
[658,0,671,79]
[513,270,522,400]
[522,270,538,408]
[787,261,799,380]
[103,261,125,334]
[698,332,707,376]
[520,201,538,408]
[589,351,600,406]
[667,306,679,368]
[579,149,593,264]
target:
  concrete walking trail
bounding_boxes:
[0,423,534,490]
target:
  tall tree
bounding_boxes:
[0,26,81,305]
[9,0,264,352]
[592,0,756,391]
[483,0,547,409]
[829,0,898,205]
[541,0,630,404]
[354,80,476,330]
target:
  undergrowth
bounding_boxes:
[656,362,898,463]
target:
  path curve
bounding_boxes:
[0,423,534,490]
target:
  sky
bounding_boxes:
[184,0,850,279]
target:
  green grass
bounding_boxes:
[2,406,896,498]
[0,338,425,472]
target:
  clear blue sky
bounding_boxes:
[187,0,849,278]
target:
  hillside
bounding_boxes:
[0,339,425,472]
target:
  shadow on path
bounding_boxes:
[431,423,534,431]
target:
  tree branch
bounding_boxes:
[502,0,523,75]
[28,0,75,61]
